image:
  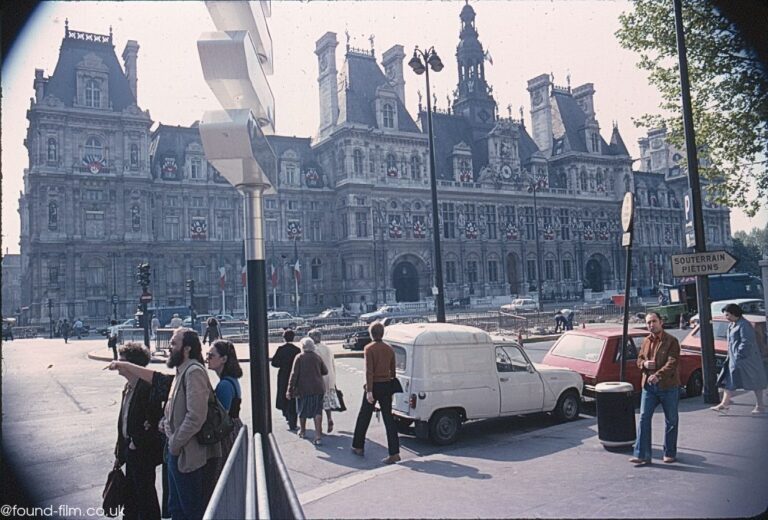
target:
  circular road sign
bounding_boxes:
[621,192,634,233]
[111,294,119,304]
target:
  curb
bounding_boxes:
[88,349,365,364]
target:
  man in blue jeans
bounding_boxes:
[630,311,681,465]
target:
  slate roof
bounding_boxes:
[551,91,611,155]
[45,32,137,111]
[421,111,540,180]
[608,125,630,156]
[149,124,202,178]
[342,52,419,133]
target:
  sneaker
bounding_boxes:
[662,456,677,463]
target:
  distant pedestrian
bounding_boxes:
[203,317,221,345]
[272,330,301,431]
[61,319,71,343]
[309,329,339,433]
[204,339,243,503]
[151,316,160,340]
[113,342,163,520]
[554,311,567,333]
[73,318,84,339]
[168,314,183,329]
[630,311,680,466]
[562,309,575,330]
[287,337,328,445]
[711,303,767,414]
[107,319,119,361]
[351,321,401,464]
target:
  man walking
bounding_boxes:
[162,328,220,519]
[73,318,84,339]
[630,311,680,466]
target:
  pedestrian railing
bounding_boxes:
[154,328,174,353]
[204,426,249,520]
[118,327,145,345]
[264,433,304,519]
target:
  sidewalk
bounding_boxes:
[300,391,768,518]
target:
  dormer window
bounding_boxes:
[85,79,101,108]
[383,104,395,128]
[590,133,600,153]
[190,157,202,179]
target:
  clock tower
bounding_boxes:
[452,1,496,131]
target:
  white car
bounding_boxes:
[387,323,583,445]
[359,304,410,323]
[689,298,765,327]
[500,298,539,313]
[267,311,307,330]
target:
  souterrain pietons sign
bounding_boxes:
[671,250,737,277]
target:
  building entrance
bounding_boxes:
[393,261,419,302]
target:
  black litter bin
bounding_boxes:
[595,382,635,449]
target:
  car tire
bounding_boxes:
[553,390,580,422]
[428,409,461,445]
[685,369,703,398]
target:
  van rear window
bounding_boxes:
[392,345,407,372]
[550,335,605,362]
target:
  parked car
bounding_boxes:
[542,328,704,399]
[215,314,236,322]
[500,298,538,313]
[388,323,583,445]
[99,318,140,336]
[2,318,16,340]
[343,315,428,350]
[688,298,765,327]
[267,311,307,330]
[681,314,767,370]
[308,307,358,327]
[359,304,414,323]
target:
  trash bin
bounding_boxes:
[595,381,635,449]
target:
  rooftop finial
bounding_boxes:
[345,29,350,51]
[507,103,512,118]
[109,25,113,42]
[566,70,571,91]
[519,105,524,123]
[369,34,375,56]
[65,18,69,37]
[417,90,423,112]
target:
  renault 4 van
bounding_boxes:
[386,323,583,445]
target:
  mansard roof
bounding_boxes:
[149,124,202,176]
[45,29,137,111]
[551,90,611,155]
[341,52,419,132]
[608,125,630,156]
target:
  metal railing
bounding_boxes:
[265,433,304,519]
[118,327,146,345]
[204,426,249,520]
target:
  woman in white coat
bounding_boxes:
[309,328,340,432]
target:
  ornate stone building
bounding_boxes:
[19,5,731,323]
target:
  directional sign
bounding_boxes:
[671,250,737,277]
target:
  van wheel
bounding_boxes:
[428,410,460,445]
[554,390,580,422]
[685,369,703,398]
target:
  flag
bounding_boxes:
[241,265,247,288]
[293,259,301,284]
[270,263,278,288]
[219,267,226,290]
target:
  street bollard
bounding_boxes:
[517,329,524,346]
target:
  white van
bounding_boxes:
[385,323,583,445]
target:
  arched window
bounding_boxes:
[130,144,139,167]
[386,153,397,174]
[47,138,57,163]
[411,155,421,180]
[48,202,58,230]
[85,137,102,158]
[85,79,101,108]
[311,258,322,280]
[595,168,604,188]
[383,103,394,128]
[579,168,588,191]
[353,149,364,175]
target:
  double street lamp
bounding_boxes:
[409,46,446,323]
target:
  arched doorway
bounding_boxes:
[585,254,611,292]
[506,253,520,296]
[393,261,419,302]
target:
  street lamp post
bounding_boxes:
[47,298,54,338]
[409,46,446,323]
[526,171,547,311]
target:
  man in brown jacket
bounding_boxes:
[630,311,681,466]
[162,328,221,520]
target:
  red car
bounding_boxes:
[542,328,703,399]
[681,314,767,368]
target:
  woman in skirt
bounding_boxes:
[287,337,328,445]
[309,329,340,433]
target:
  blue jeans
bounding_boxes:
[634,382,679,460]
[166,448,205,520]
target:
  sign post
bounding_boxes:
[619,192,634,384]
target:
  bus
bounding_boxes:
[653,273,764,326]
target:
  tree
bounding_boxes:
[616,0,768,216]
[728,237,762,277]
[733,224,768,257]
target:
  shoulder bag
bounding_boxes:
[101,461,127,517]
[182,364,234,445]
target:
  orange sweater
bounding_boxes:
[364,341,396,391]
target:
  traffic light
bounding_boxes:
[136,262,151,287]
[186,279,195,293]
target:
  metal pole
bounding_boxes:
[673,0,717,403]
[620,236,633,383]
[425,59,446,322]
[532,183,544,311]
[243,186,272,435]
[48,299,53,338]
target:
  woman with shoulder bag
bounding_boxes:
[711,303,767,414]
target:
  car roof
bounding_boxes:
[384,323,493,347]
[711,314,766,323]
[556,327,649,339]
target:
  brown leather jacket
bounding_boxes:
[637,331,681,390]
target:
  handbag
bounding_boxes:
[716,358,729,388]
[333,388,347,412]
[391,377,404,394]
[101,462,127,517]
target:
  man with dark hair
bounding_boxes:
[272,329,301,431]
[114,342,163,520]
[161,327,219,520]
[108,319,119,361]
[630,311,681,466]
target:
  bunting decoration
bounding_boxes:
[597,225,610,241]
[388,216,403,239]
[386,166,399,178]
[287,221,302,240]
[459,168,473,183]
[190,217,207,240]
[82,154,106,174]
[304,168,322,188]
[583,225,594,241]
[542,224,556,241]
[505,222,520,240]
[412,218,426,239]
[465,221,479,239]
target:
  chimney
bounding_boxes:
[381,45,406,104]
[315,32,339,137]
[122,40,140,102]
[572,83,595,118]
